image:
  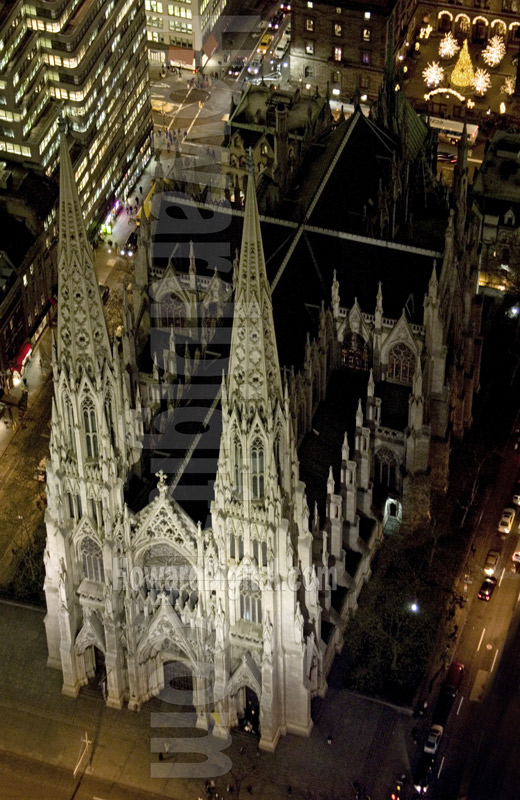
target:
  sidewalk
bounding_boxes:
[0,600,416,800]
[0,329,53,584]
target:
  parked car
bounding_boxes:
[442,661,465,695]
[126,230,138,254]
[512,473,520,505]
[484,549,500,576]
[280,1,291,10]
[437,151,457,163]
[498,507,515,535]
[424,724,443,755]
[413,754,434,795]
[478,575,497,601]
[432,689,454,726]
[227,56,245,76]
[512,543,520,563]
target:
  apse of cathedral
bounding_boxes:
[43,95,482,750]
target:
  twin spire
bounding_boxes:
[57,116,111,366]
[227,153,282,407]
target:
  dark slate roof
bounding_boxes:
[303,113,396,233]
[298,370,369,524]
[276,230,436,326]
[396,91,429,162]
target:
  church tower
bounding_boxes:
[211,158,319,751]
[43,118,141,705]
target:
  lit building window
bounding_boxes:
[362,51,371,64]
[363,28,371,41]
[334,23,342,36]
[364,11,371,19]
[305,40,315,54]
[334,46,342,61]
[305,17,314,31]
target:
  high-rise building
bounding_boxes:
[0,0,152,230]
[144,0,227,67]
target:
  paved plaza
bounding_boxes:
[0,600,416,800]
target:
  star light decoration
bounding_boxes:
[439,32,460,60]
[501,75,515,96]
[473,68,492,96]
[482,36,506,68]
[422,61,444,88]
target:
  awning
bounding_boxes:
[168,46,195,66]
[11,341,32,374]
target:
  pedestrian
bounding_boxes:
[139,185,143,193]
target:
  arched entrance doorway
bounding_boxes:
[82,646,107,698]
[158,660,194,711]
[236,686,260,736]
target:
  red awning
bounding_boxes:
[15,342,32,370]
[202,34,218,58]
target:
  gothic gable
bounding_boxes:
[133,479,198,562]
[75,609,105,655]
[381,312,418,365]
[136,594,196,665]
[228,652,262,699]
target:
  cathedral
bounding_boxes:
[44,94,482,750]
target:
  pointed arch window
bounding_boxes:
[104,390,115,446]
[261,541,268,567]
[251,438,264,499]
[230,534,236,559]
[375,447,398,492]
[233,438,243,493]
[81,536,104,582]
[82,397,98,458]
[388,342,415,384]
[238,535,244,560]
[64,397,75,453]
[239,579,262,623]
[253,539,259,564]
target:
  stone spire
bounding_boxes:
[57,116,110,366]
[228,152,282,406]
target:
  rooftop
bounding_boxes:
[473,131,520,204]
[230,84,329,135]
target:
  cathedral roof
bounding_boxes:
[298,370,369,523]
[57,122,111,365]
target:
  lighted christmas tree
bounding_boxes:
[450,40,475,88]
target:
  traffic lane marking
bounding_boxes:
[499,567,505,587]
[437,755,445,778]
[477,627,486,652]
[491,648,498,673]
[457,696,464,715]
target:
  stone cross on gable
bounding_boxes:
[155,470,168,494]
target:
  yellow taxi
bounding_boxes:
[258,33,273,55]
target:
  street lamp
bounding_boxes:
[410,600,419,613]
